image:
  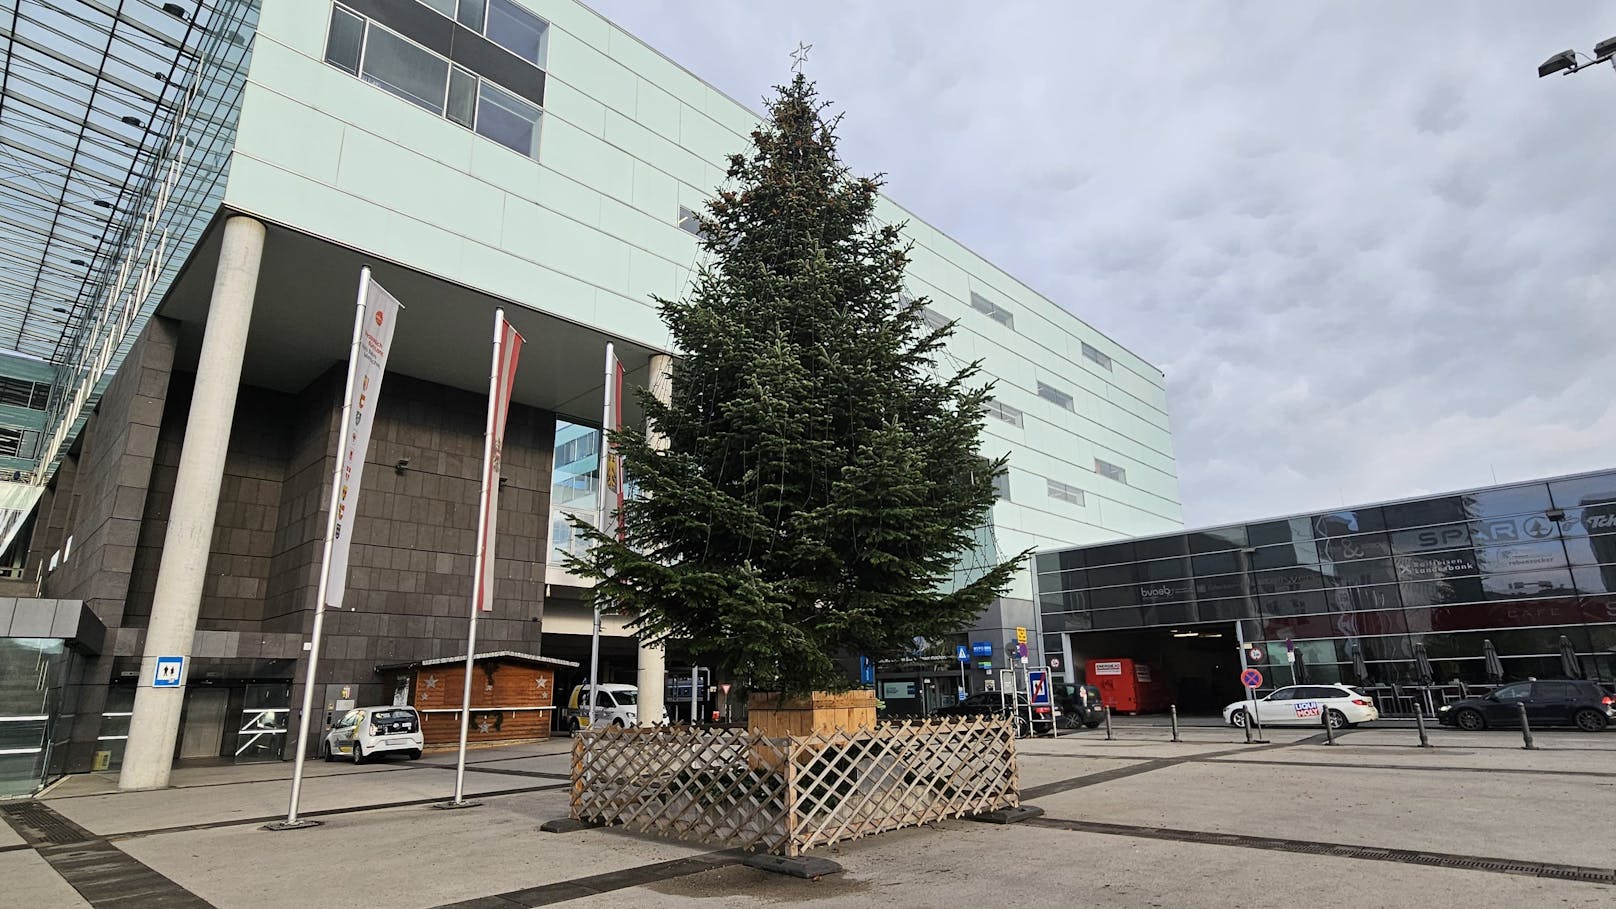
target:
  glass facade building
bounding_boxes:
[1036,470,1616,709]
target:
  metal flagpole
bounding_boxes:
[444,311,507,809]
[267,269,372,830]
[586,343,616,730]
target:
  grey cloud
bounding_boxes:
[591,0,1616,526]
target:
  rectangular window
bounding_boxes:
[1047,479,1086,506]
[920,306,950,332]
[446,66,477,127]
[476,80,542,157]
[1036,381,1073,411]
[0,378,47,410]
[1081,341,1113,371]
[992,471,1011,501]
[1095,458,1127,484]
[0,427,35,458]
[418,0,457,16]
[984,400,1023,428]
[677,206,706,238]
[457,0,488,30]
[361,23,451,113]
[969,291,1014,329]
[487,0,548,67]
[324,5,365,75]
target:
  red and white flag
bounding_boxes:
[473,310,524,612]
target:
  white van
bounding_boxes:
[566,683,641,732]
[322,706,424,763]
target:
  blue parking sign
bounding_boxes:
[1028,669,1051,706]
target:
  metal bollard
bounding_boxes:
[1242,711,1253,744]
[1104,706,1113,741]
[1516,702,1536,750]
[1320,706,1336,745]
[1170,705,1180,743]
[1414,703,1431,748]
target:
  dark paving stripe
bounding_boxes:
[1204,756,1616,779]
[429,850,747,908]
[1020,744,1272,799]
[107,781,570,842]
[418,763,572,781]
[1029,816,1616,885]
[2,802,214,907]
[0,842,33,854]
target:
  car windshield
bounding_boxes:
[608,690,636,705]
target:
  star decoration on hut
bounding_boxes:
[423,675,439,690]
[535,677,548,691]
[477,718,492,734]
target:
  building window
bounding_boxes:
[677,206,713,241]
[969,291,1014,329]
[920,306,950,332]
[1081,341,1113,371]
[992,471,1011,501]
[327,5,545,160]
[984,400,1023,428]
[1047,479,1086,506]
[0,428,39,459]
[0,378,49,411]
[359,21,451,114]
[1095,458,1127,484]
[476,81,542,156]
[486,0,549,67]
[1036,381,1073,411]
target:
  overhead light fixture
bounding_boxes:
[121,115,143,127]
[1594,35,1616,61]
[394,458,410,474]
[70,259,87,266]
[94,200,112,209]
[1172,631,1198,638]
[52,307,67,314]
[1538,49,1577,78]
[1546,508,1566,523]
[162,2,188,19]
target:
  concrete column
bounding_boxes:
[119,215,265,790]
[635,353,672,725]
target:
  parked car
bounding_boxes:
[566,683,642,732]
[1054,682,1105,729]
[322,706,423,763]
[1222,684,1378,730]
[1437,680,1613,732]
[934,691,1056,737]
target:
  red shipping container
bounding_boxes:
[1085,658,1171,714]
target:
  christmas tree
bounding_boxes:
[567,73,1026,695]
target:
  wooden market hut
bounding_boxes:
[377,651,579,746]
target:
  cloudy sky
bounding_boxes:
[591,1,1616,529]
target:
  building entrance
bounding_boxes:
[1061,624,1245,714]
[178,688,230,760]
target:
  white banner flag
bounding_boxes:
[474,311,524,612]
[322,269,400,610]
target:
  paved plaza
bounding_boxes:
[3,721,1613,908]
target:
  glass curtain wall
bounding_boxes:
[0,639,76,796]
[1036,471,1616,699]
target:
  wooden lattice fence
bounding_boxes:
[570,717,1018,856]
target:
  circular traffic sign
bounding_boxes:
[1240,668,1263,689]
[1247,647,1264,663]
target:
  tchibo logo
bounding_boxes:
[1585,513,1616,531]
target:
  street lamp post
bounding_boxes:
[1538,36,1616,79]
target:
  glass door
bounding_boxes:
[234,683,291,763]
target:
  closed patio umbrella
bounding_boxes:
[1482,639,1504,683]
[1413,643,1435,686]
[1348,641,1370,685]
[1292,647,1308,684]
[1559,636,1583,680]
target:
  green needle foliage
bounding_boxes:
[567,73,1027,696]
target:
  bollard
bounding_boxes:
[1414,703,1431,748]
[1320,706,1336,745]
[1242,711,1253,744]
[1170,705,1180,743]
[1103,706,1113,740]
[1516,702,1536,750]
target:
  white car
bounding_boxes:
[1223,684,1378,730]
[322,706,424,763]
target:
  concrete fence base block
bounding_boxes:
[967,804,1046,825]
[539,817,604,833]
[744,853,844,879]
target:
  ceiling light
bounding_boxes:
[94,200,112,209]
[162,3,188,19]
[1172,631,1198,638]
[70,259,87,266]
[121,115,143,127]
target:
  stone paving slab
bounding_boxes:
[46,760,561,837]
[561,821,1615,909]
[0,850,92,908]
[1034,758,1616,870]
[116,791,710,909]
